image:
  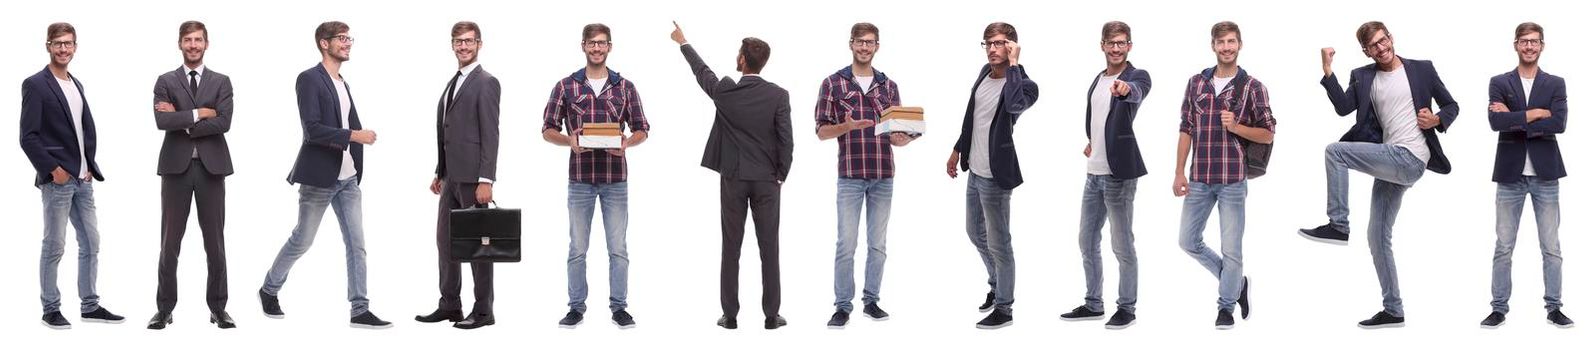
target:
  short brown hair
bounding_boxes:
[984,22,1017,42]
[179,21,207,41]
[740,37,771,73]
[47,22,75,41]
[314,21,350,47]
[452,21,481,40]
[1515,22,1543,39]
[1211,21,1240,42]
[1102,21,1131,42]
[1356,21,1388,48]
[582,23,610,41]
[851,22,879,40]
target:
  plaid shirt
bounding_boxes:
[814,67,900,179]
[542,69,649,184]
[1179,67,1276,184]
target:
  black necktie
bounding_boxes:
[188,70,199,100]
[445,71,463,112]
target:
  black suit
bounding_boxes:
[152,66,235,314]
[433,66,500,315]
[680,44,793,320]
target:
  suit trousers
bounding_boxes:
[719,177,782,319]
[156,158,228,313]
[435,182,495,315]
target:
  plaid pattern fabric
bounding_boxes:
[542,69,649,184]
[814,67,900,179]
[1178,69,1276,184]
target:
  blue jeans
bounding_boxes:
[1079,174,1138,313]
[965,175,1015,313]
[1492,177,1563,313]
[1178,181,1246,311]
[833,178,893,313]
[38,179,101,314]
[262,178,370,316]
[1323,142,1425,317]
[567,181,629,313]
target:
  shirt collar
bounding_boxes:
[184,64,206,77]
[458,62,480,78]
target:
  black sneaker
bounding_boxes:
[558,310,584,329]
[1548,309,1575,328]
[81,306,125,324]
[1299,224,1350,246]
[978,292,996,313]
[717,316,737,329]
[612,310,636,329]
[1238,276,1251,320]
[1105,309,1136,330]
[1060,305,1106,321]
[42,311,71,330]
[827,311,849,329]
[1216,309,1236,330]
[259,288,284,319]
[862,303,890,321]
[764,315,787,330]
[1357,311,1405,329]
[976,310,1012,330]
[350,311,393,329]
[1480,311,1505,329]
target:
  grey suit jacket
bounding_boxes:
[435,66,501,184]
[680,44,793,182]
[153,67,234,176]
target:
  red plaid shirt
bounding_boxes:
[1179,67,1275,184]
[542,69,649,184]
[814,67,900,179]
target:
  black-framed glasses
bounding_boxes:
[47,40,77,49]
[1364,36,1391,50]
[325,35,353,44]
[980,40,1010,49]
[583,40,612,48]
[850,39,879,47]
[1101,40,1130,49]
[1515,39,1544,47]
[452,38,480,47]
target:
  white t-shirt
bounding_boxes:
[855,75,875,92]
[1087,74,1118,175]
[1212,76,1236,95]
[969,75,1005,178]
[1522,77,1537,176]
[57,77,89,179]
[587,77,608,94]
[332,76,358,181]
[1372,65,1429,164]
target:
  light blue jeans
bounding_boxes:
[1178,181,1246,311]
[833,178,892,313]
[965,175,1015,314]
[38,179,101,314]
[1323,142,1425,317]
[1491,177,1563,313]
[262,178,370,316]
[1079,174,1138,313]
[567,181,629,313]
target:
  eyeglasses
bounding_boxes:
[850,39,879,47]
[452,38,480,47]
[1364,36,1391,50]
[583,40,612,48]
[1101,40,1130,49]
[324,35,353,44]
[47,40,77,49]
[980,40,1010,49]
[1515,39,1544,47]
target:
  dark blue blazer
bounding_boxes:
[954,64,1039,190]
[1487,69,1567,182]
[1083,62,1151,180]
[287,64,363,188]
[19,67,102,186]
[1320,57,1459,174]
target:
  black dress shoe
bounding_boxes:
[453,312,495,330]
[147,312,173,330]
[717,316,737,329]
[210,311,236,329]
[764,316,787,330]
[415,309,464,323]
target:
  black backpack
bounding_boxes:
[1228,72,1272,179]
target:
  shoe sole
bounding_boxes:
[82,318,125,324]
[1060,315,1106,321]
[42,321,71,330]
[1216,324,1234,330]
[351,323,394,330]
[1357,322,1405,329]
[864,315,889,321]
[613,320,636,329]
[1298,230,1350,246]
[1547,320,1575,329]
[979,306,994,313]
[559,320,583,329]
[976,321,1012,330]
[827,325,846,330]
[1239,277,1251,320]
[1105,320,1135,330]
[1480,323,1502,329]
[264,314,285,319]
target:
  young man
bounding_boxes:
[1481,22,1573,329]
[19,22,125,330]
[1172,21,1274,330]
[1302,21,1459,329]
[149,20,237,330]
[816,22,915,330]
[946,21,1038,330]
[260,21,392,329]
[417,21,501,330]
[542,23,648,330]
[672,21,794,331]
[1059,21,1147,330]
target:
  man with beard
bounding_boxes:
[148,20,238,330]
[543,23,648,330]
[1301,21,1459,329]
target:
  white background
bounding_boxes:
[3,0,1590,348]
